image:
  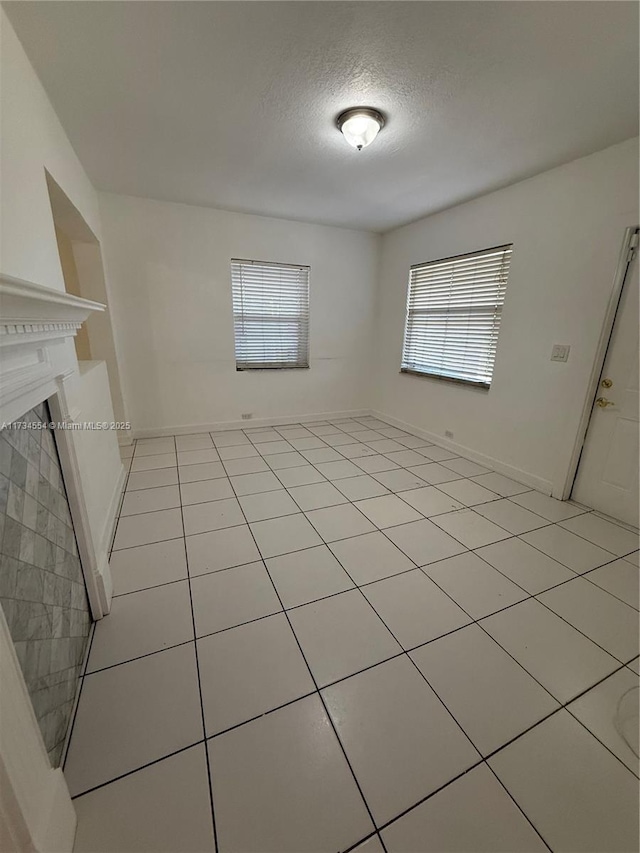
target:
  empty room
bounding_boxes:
[0,2,639,851]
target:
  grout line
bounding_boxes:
[526,587,637,667]
[60,620,96,771]
[359,656,638,848]
[275,437,640,778]
[128,462,178,473]
[111,532,184,553]
[119,500,184,518]
[342,831,385,853]
[564,696,640,781]
[203,688,318,741]
[80,588,640,700]
[483,764,554,851]
[480,659,638,774]
[70,738,206,801]
[102,550,639,681]
[235,443,492,847]
[174,434,220,853]
[89,419,637,847]
[364,760,485,838]
[320,552,486,759]
[126,430,633,641]
[316,549,494,773]
[222,468,384,847]
[82,636,195,677]
[111,575,188,599]
[116,445,633,634]
[577,563,640,612]
[121,478,181,494]
[416,554,626,697]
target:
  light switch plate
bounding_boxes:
[551,344,570,362]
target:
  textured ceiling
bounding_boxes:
[4,1,638,232]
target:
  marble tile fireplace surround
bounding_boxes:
[0,402,91,766]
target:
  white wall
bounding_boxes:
[98,192,379,433]
[373,137,639,495]
[72,241,127,423]
[0,9,123,592]
[0,12,100,289]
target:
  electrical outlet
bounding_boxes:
[241,413,253,420]
[551,344,570,363]
[445,430,454,439]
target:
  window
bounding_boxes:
[231,259,310,370]
[401,244,512,388]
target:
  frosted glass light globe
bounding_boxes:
[337,108,385,151]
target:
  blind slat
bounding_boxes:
[401,244,512,387]
[232,259,310,369]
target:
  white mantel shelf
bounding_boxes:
[0,273,104,345]
[0,273,105,426]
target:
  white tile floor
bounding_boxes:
[69,417,639,852]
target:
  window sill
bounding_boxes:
[399,368,490,390]
[236,365,310,372]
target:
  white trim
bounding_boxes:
[0,608,76,853]
[0,357,58,428]
[1,322,84,348]
[132,409,371,439]
[561,226,639,500]
[134,405,553,495]
[0,273,104,322]
[101,461,127,555]
[48,380,110,620]
[591,510,639,535]
[0,274,105,427]
[371,409,553,495]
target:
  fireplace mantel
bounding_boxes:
[0,273,105,425]
[0,270,114,611]
[1,272,104,326]
[0,274,112,852]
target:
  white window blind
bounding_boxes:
[231,259,310,370]
[401,244,512,388]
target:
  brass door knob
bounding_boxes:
[595,397,615,408]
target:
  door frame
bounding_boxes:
[561,225,639,501]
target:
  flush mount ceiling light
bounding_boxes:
[336,107,385,151]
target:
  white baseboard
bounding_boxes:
[132,409,372,439]
[101,461,126,553]
[94,462,126,615]
[132,406,554,495]
[371,410,554,496]
[37,768,77,853]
